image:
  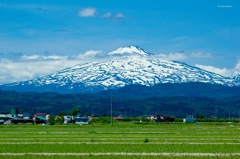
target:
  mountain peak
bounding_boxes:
[107,46,154,57]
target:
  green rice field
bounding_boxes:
[0,122,240,159]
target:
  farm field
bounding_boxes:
[0,122,240,159]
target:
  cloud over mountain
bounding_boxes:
[155,53,187,61]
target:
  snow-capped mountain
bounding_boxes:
[108,46,154,57]
[0,46,238,93]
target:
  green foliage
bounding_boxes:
[70,107,81,116]
[196,113,205,119]
[0,82,240,117]
[49,115,55,125]
[140,116,151,122]
[89,117,117,124]
[54,116,64,124]
[58,107,81,116]
[144,138,149,143]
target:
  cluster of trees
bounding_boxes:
[0,82,240,118]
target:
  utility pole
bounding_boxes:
[228,113,231,123]
[215,109,218,122]
[110,95,113,126]
[239,112,240,124]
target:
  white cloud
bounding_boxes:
[155,53,187,61]
[191,52,212,58]
[21,55,40,60]
[21,55,68,61]
[78,8,96,17]
[0,50,105,84]
[233,60,240,75]
[195,60,240,77]
[102,12,112,18]
[0,58,80,84]
[195,64,233,77]
[115,13,125,18]
[76,50,103,60]
[78,8,125,22]
[102,12,125,22]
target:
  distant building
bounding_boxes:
[9,118,33,124]
[156,114,175,122]
[33,112,47,124]
[22,112,32,119]
[75,113,89,124]
[0,113,12,124]
[183,115,195,123]
[63,115,74,124]
[114,116,124,121]
[0,109,33,124]
[9,108,18,117]
[147,115,156,121]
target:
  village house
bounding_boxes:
[155,114,175,122]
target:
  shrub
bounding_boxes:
[89,117,117,124]
[144,138,149,143]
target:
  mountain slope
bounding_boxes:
[0,46,237,93]
[0,57,234,93]
[233,74,240,86]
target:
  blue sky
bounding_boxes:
[0,0,240,84]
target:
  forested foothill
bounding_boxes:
[0,82,240,118]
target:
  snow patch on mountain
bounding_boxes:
[108,46,153,57]
[232,74,240,86]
